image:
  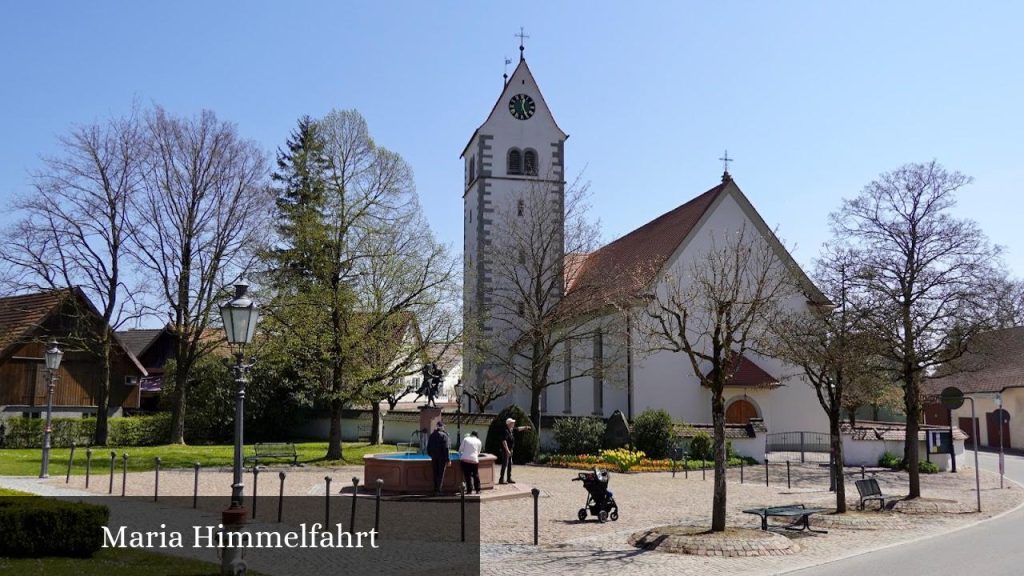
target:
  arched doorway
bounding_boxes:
[726,398,759,424]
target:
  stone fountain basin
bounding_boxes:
[363,452,498,494]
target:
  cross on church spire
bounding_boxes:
[515,27,530,61]
[719,150,734,182]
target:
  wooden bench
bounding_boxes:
[742,504,830,534]
[855,478,900,510]
[244,442,299,467]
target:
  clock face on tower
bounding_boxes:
[508,94,536,120]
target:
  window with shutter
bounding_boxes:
[507,148,522,175]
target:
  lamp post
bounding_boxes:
[39,340,63,479]
[454,380,463,446]
[218,281,259,576]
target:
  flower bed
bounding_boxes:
[546,453,753,473]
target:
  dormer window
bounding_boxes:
[507,148,523,175]
[524,149,538,176]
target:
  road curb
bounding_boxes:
[776,466,1024,575]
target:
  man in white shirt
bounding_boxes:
[458,431,483,494]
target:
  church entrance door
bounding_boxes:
[726,399,758,424]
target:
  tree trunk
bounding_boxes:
[370,402,383,445]
[169,368,188,444]
[904,373,921,499]
[711,387,728,532]
[830,411,846,513]
[93,337,112,445]
[529,384,542,461]
[326,398,344,460]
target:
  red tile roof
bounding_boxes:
[924,326,1024,395]
[0,289,71,357]
[703,353,781,389]
[554,182,728,318]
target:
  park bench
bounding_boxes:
[855,478,900,510]
[244,442,299,467]
[742,504,830,534]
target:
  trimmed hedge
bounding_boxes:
[2,414,172,448]
[631,409,676,459]
[552,416,606,455]
[485,405,537,464]
[0,496,109,557]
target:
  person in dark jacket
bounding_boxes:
[426,421,450,495]
[499,417,531,484]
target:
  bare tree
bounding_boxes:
[638,224,793,532]
[981,273,1024,330]
[0,111,145,444]
[471,176,609,433]
[831,161,1002,499]
[769,247,880,513]
[132,107,271,444]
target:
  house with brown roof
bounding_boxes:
[924,326,1024,452]
[0,288,146,420]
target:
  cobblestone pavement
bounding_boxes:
[13,460,1024,575]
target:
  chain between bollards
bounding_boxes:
[531,487,540,545]
[252,467,260,519]
[324,476,332,528]
[108,451,116,494]
[154,457,161,502]
[85,448,92,488]
[66,442,76,484]
[278,471,286,523]
[349,477,359,531]
[192,463,200,509]
[121,453,128,497]
[374,478,383,534]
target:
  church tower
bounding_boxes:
[462,47,567,400]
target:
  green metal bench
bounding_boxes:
[742,504,830,533]
[244,442,299,467]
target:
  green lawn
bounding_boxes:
[0,547,267,576]
[0,442,397,476]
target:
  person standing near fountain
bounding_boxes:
[500,418,532,485]
[427,421,450,495]
[459,431,482,494]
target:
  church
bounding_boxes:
[461,47,830,458]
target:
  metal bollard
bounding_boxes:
[252,467,260,519]
[192,463,200,509]
[108,451,116,494]
[349,477,359,531]
[702,463,706,481]
[154,457,161,502]
[765,459,769,487]
[121,453,129,497]
[375,478,383,534]
[85,448,92,488]
[861,465,865,480]
[672,458,676,478]
[66,442,76,484]
[278,471,286,523]
[787,460,791,490]
[531,487,540,545]
[741,460,744,484]
[324,476,332,528]
[460,481,467,543]
[684,455,688,479]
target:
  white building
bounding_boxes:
[461,50,832,459]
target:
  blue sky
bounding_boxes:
[2,1,1022,278]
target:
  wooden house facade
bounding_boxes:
[0,288,146,419]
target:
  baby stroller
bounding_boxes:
[572,468,619,522]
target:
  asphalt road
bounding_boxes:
[792,451,1024,576]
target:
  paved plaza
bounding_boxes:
[4,457,1017,575]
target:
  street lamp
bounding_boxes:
[453,380,463,446]
[39,340,63,478]
[218,280,259,576]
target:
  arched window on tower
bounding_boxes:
[468,157,475,183]
[507,148,523,175]
[523,149,538,176]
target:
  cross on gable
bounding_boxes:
[516,27,530,60]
